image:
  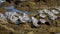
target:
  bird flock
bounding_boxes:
[0,0,60,27]
[0,7,60,27]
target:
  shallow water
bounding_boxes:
[3,6,38,14]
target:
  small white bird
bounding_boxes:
[39,19,46,23]
[10,16,18,23]
[49,15,57,20]
[12,12,18,16]
[19,16,27,23]
[19,13,30,23]
[5,12,20,23]
[51,10,59,14]
[22,13,30,21]
[5,12,13,16]
[43,9,50,14]
[55,7,60,12]
[39,13,46,18]
[38,10,44,14]
[5,12,18,18]
[31,17,40,27]
[48,11,55,17]
[0,13,6,19]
